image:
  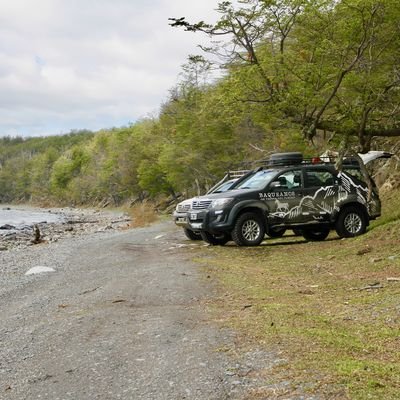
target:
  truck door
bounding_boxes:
[301,168,340,222]
[264,169,304,224]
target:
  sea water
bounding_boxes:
[0,207,62,229]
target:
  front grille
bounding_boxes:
[192,199,212,210]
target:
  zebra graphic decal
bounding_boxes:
[268,171,368,220]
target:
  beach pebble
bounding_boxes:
[25,266,56,275]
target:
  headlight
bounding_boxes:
[210,198,233,209]
[176,200,191,212]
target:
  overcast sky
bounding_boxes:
[0,0,220,137]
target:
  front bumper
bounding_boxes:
[172,211,189,228]
[187,209,232,233]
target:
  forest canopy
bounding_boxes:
[170,0,400,151]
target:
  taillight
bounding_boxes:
[312,157,321,164]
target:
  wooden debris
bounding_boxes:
[31,224,43,244]
[359,282,384,290]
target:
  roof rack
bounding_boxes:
[261,152,364,168]
[301,157,360,166]
[227,150,392,173]
[227,169,251,179]
[207,169,251,194]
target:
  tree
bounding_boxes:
[50,146,90,201]
[170,0,400,152]
[29,147,59,202]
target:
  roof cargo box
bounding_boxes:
[269,152,303,166]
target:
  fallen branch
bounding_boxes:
[66,220,100,224]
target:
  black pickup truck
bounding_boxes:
[186,152,391,246]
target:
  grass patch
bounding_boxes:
[125,200,158,227]
[195,192,400,399]
[370,187,400,228]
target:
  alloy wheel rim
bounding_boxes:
[242,220,261,241]
[344,213,362,234]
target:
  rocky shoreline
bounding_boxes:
[0,206,132,251]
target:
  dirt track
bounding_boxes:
[0,221,275,400]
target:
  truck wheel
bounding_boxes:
[335,206,367,238]
[183,228,202,241]
[302,227,330,241]
[200,231,230,246]
[232,212,265,246]
[266,226,286,238]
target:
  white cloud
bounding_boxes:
[0,0,221,137]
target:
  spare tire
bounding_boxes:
[269,152,303,166]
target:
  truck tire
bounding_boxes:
[302,227,330,241]
[335,206,367,238]
[200,231,230,246]
[183,228,202,241]
[232,212,265,246]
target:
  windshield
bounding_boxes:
[212,180,236,193]
[234,169,277,190]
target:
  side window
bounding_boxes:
[272,170,302,189]
[305,170,336,188]
[343,167,364,182]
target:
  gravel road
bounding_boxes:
[0,220,276,400]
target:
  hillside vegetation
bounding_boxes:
[1,0,400,206]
